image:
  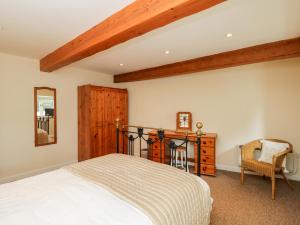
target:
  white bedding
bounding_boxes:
[0,167,211,225]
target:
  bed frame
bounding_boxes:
[115,119,205,176]
[37,116,50,134]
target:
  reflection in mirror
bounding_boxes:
[34,87,57,146]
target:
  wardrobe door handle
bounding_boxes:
[94,133,98,138]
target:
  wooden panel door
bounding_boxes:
[91,88,105,157]
[91,87,128,157]
[103,89,113,155]
[78,85,92,161]
[112,89,128,154]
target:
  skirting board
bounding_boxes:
[0,160,77,184]
[217,164,300,181]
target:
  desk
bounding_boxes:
[148,130,217,176]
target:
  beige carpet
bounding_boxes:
[202,171,300,225]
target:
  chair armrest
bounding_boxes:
[240,140,262,161]
[272,148,292,169]
[273,149,291,159]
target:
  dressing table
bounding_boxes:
[148,130,217,176]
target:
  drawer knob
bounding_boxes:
[203,150,206,153]
[203,141,207,144]
[203,167,207,171]
[203,159,206,162]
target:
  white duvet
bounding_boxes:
[0,168,211,225]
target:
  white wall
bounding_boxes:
[117,58,300,179]
[0,52,113,182]
[1,51,299,182]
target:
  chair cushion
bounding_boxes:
[258,140,289,164]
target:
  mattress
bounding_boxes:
[0,154,212,225]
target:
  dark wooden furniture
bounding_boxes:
[148,130,217,176]
[78,85,128,161]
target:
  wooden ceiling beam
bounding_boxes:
[40,0,224,72]
[114,37,300,83]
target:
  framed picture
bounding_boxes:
[176,112,192,131]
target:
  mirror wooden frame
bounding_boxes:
[176,112,192,131]
[34,87,57,147]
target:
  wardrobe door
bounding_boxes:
[78,85,93,161]
[91,88,105,157]
[113,90,128,154]
[110,90,119,153]
[103,89,113,155]
[104,89,128,154]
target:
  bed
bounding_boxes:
[37,128,49,145]
[0,154,212,225]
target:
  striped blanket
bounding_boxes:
[65,154,212,225]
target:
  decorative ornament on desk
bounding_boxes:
[116,118,120,128]
[195,122,206,137]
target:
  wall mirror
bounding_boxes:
[34,87,57,146]
[176,112,192,131]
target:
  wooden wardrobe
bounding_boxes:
[78,85,128,161]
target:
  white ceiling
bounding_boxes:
[0,0,300,75]
[0,0,134,58]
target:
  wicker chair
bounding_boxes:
[240,139,293,200]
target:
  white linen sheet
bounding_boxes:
[0,169,153,225]
[0,168,211,225]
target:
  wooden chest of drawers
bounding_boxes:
[150,138,166,163]
[198,135,217,176]
[148,131,217,176]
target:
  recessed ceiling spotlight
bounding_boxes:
[164,50,170,54]
[226,33,233,38]
[119,63,124,66]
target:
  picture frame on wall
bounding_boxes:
[176,112,192,131]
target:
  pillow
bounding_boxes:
[258,140,289,164]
